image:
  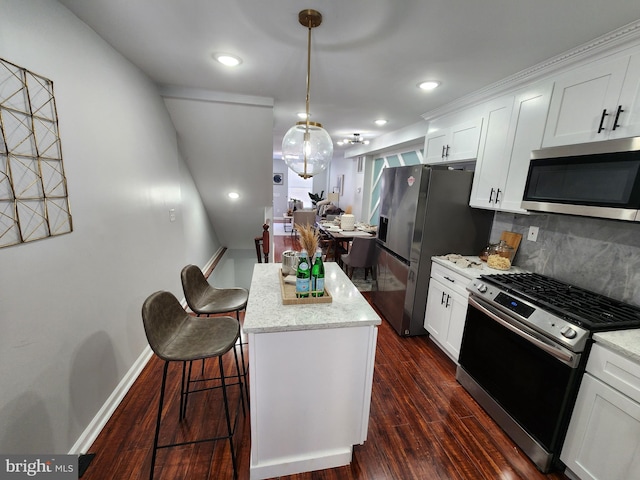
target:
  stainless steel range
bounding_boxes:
[456,272,640,473]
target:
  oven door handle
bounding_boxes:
[468,297,578,367]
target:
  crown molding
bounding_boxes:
[158,84,274,108]
[422,19,640,122]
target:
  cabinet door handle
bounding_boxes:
[598,109,609,133]
[441,292,447,305]
[441,145,446,158]
[445,145,450,157]
[613,105,625,130]
[445,294,451,308]
[443,276,455,283]
[495,188,502,203]
[489,188,495,203]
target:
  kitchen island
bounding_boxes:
[243,262,381,480]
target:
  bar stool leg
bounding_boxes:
[232,346,247,415]
[235,309,250,405]
[219,357,238,480]
[150,361,169,480]
[181,360,195,419]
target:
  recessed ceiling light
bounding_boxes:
[228,192,240,199]
[214,53,242,67]
[374,119,388,126]
[418,81,440,91]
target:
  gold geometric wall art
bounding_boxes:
[0,57,72,248]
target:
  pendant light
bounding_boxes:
[282,9,333,179]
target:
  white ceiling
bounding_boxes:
[57,0,640,246]
[58,0,640,155]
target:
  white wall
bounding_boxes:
[0,0,220,454]
[328,158,357,216]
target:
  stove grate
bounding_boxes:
[481,273,640,331]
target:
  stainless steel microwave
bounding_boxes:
[521,137,640,222]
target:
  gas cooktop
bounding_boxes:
[480,272,640,332]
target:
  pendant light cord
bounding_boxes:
[303,21,312,177]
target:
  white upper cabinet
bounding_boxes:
[543,51,640,147]
[611,53,640,139]
[469,96,514,208]
[499,83,555,212]
[424,111,483,163]
[470,82,553,213]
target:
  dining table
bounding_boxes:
[316,221,376,262]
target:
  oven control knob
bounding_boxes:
[476,283,487,293]
[561,326,577,339]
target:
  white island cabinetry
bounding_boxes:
[243,263,380,480]
[561,337,640,480]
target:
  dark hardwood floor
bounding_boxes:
[82,232,569,480]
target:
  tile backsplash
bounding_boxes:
[491,211,640,307]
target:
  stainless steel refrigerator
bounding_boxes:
[372,165,493,336]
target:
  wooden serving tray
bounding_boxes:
[279,269,332,305]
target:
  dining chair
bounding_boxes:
[291,210,316,238]
[142,291,244,480]
[254,222,270,262]
[340,236,378,279]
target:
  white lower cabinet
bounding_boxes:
[424,262,470,361]
[561,344,640,480]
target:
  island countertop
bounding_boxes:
[243,262,381,334]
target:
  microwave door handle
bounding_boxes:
[598,109,609,133]
[468,297,577,367]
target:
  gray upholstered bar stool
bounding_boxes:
[180,264,249,403]
[142,291,244,480]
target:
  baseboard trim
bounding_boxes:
[68,346,153,455]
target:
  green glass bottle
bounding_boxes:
[296,251,311,298]
[311,250,324,297]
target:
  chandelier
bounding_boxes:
[281,9,333,179]
[339,133,369,146]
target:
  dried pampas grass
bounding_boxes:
[297,223,319,256]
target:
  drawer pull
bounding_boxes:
[443,276,455,283]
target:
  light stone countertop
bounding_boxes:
[432,256,640,363]
[243,262,381,334]
[594,330,640,363]
[431,255,529,280]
